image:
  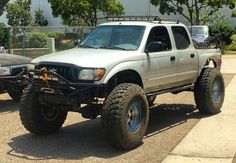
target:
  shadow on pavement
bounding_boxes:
[7,103,202,161]
[146,104,202,138]
[0,99,18,113]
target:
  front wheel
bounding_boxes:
[101,83,149,149]
[19,85,68,135]
[7,87,23,101]
[194,68,225,114]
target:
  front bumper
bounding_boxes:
[28,69,105,105]
[0,69,28,91]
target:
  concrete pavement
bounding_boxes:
[162,55,236,163]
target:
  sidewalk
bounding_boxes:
[162,55,236,163]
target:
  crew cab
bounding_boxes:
[20,17,224,150]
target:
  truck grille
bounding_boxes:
[36,64,77,81]
[11,67,25,76]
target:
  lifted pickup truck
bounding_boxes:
[20,17,224,149]
[0,53,32,101]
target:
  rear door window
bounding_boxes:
[172,26,190,50]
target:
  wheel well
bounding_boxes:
[205,59,217,68]
[105,70,143,95]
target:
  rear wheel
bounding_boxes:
[101,83,149,149]
[194,68,225,114]
[19,85,68,135]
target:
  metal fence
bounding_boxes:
[1,26,94,58]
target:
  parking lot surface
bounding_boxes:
[0,74,234,163]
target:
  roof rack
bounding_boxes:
[104,16,180,24]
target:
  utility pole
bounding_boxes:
[148,0,151,16]
[190,0,194,35]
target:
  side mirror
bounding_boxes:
[145,41,162,53]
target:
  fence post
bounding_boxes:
[47,38,56,54]
[22,28,26,56]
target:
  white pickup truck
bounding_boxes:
[20,17,224,150]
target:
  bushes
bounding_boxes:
[48,32,65,50]
[209,18,235,45]
[48,31,75,51]
[4,28,81,50]
[227,34,236,51]
[25,32,48,48]
[48,32,65,42]
[230,34,236,41]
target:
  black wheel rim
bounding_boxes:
[41,106,61,121]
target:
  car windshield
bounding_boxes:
[188,26,208,37]
[79,25,145,51]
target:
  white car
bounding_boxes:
[0,46,6,53]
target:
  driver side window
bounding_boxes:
[146,26,172,52]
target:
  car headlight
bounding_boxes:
[27,63,35,71]
[0,67,11,76]
[78,68,105,81]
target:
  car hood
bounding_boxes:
[32,48,140,68]
[0,53,32,67]
[192,35,207,43]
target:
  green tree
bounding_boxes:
[209,14,235,44]
[48,0,124,26]
[151,0,236,25]
[0,0,10,16]
[6,0,32,27]
[34,9,48,26]
[232,9,236,17]
[0,23,9,47]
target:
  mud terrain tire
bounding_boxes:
[7,88,23,101]
[19,85,68,135]
[101,83,149,149]
[194,68,225,114]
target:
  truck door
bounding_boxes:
[143,26,178,92]
[171,26,198,85]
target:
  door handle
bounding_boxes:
[170,56,176,61]
[190,53,195,58]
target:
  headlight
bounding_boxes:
[0,67,11,76]
[78,68,105,80]
[27,63,35,71]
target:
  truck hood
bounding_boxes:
[32,48,140,68]
[192,35,207,43]
[0,53,32,67]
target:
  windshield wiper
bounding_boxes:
[99,45,128,51]
[78,44,97,49]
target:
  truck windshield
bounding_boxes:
[80,25,145,51]
[188,26,208,37]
